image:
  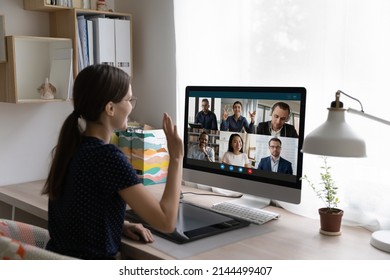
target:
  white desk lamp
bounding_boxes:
[302,90,390,253]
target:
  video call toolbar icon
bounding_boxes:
[219,164,253,175]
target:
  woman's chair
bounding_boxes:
[0,219,76,260]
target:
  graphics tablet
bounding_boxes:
[125,201,250,244]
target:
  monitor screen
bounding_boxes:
[183,86,306,205]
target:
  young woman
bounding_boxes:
[221,133,251,168]
[42,64,183,259]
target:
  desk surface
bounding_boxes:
[1,180,389,260]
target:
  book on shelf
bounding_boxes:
[73,15,131,76]
[51,0,73,7]
[114,18,131,76]
[87,19,94,65]
[91,17,116,67]
[77,15,89,71]
[76,20,84,71]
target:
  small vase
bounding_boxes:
[318,207,343,236]
[96,0,108,11]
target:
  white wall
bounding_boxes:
[0,0,73,186]
[0,0,176,186]
[115,0,177,128]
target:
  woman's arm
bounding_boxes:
[119,113,183,233]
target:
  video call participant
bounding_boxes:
[195,99,218,130]
[43,64,184,259]
[187,131,215,162]
[258,137,293,174]
[256,102,298,138]
[222,133,251,168]
[220,101,255,133]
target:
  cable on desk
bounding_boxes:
[181,191,243,198]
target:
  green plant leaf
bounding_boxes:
[301,157,340,210]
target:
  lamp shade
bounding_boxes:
[302,108,367,157]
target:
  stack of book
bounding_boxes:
[76,14,131,76]
[49,0,73,7]
[48,0,92,9]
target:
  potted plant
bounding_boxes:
[301,157,344,236]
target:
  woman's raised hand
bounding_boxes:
[162,113,184,160]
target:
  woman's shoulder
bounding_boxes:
[222,150,231,157]
[82,136,125,159]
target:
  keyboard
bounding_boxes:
[211,201,280,225]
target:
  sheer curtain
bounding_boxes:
[174,0,390,231]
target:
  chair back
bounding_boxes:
[0,219,76,260]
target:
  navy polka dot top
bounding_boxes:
[46,136,141,259]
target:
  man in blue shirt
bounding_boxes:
[220,101,255,133]
[187,132,215,162]
[195,99,218,130]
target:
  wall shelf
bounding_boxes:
[0,36,72,103]
[24,0,133,78]
[49,8,132,77]
[0,1,132,103]
[23,0,73,12]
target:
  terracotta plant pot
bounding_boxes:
[318,207,344,236]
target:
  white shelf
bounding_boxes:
[0,36,72,103]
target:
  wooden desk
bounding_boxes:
[0,180,48,228]
[1,180,389,259]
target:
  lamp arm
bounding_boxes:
[336,90,364,111]
[335,90,390,126]
[347,107,390,126]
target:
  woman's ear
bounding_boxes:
[105,101,115,117]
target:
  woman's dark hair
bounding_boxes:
[42,64,130,200]
[227,133,244,153]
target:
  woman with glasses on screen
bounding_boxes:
[221,133,251,168]
[42,64,183,259]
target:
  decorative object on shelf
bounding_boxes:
[82,0,91,9]
[37,77,56,100]
[302,90,390,250]
[301,157,343,235]
[96,0,108,11]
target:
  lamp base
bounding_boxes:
[370,230,390,253]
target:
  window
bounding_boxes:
[174,0,390,230]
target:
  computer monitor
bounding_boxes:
[183,86,306,206]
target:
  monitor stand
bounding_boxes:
[208,185,271,209]
[224,193,271,209]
